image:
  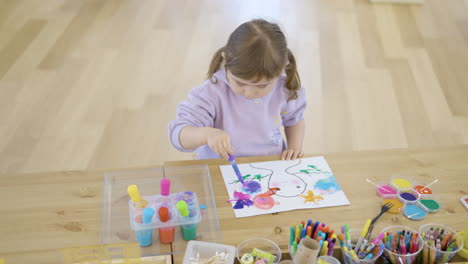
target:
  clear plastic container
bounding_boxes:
[380,225,424,264]
[183,240,236,264]
[340,229,384,264]
[374,177,443,221]
[237,237,282,264]
[101,165,221,257]
[418,223,464,264]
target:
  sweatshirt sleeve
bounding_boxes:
[168,84,216,152]
[281,86,307,127]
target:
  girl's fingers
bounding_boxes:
[223,140,234,155]
[290,150,298,160]
[286,150,294,160]
[281,150,287,160]
[290,151,297,160]
[212,144,220,158]
[218,142,229,159]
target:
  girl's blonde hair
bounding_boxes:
[207,19,301,100]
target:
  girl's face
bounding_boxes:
[226,70,278,99]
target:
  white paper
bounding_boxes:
[220,156,350,218]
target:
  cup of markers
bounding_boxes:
[380,226,424,264]
[288,219,338,259]
[418,223,464,264]
[339,224,385,264]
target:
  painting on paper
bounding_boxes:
[220,156,350,218]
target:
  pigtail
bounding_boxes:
[285,49,301,101]
[206,47,225,83]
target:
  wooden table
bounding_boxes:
[1,145,467,263]
[165,145,468,262]
[0,169,171,264]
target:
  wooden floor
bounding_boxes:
[0,0,467,174]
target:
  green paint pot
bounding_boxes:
[419,198,441,213]
[181,224,197,240]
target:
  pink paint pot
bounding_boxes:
[376,185,397,198]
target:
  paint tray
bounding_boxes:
[102,165,221,256]
[373,177,443,220]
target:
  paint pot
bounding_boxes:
[382,198,403,214]
[176,191,196,205]
[403,204,427,220]
[200,204,207,215]
[391,178,412,189]
[376,185,397,198]
[135,228,153,247]
[413,185,433,195]
[398,188,420,205]
[419,199,441,213]
[401,192,417,201]
[180,208,198,241]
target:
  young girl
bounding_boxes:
[168,19,306,160]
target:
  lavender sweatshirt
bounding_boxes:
[168,68,307,159]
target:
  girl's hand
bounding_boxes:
[281,149,303,160]
[206,128,234,159]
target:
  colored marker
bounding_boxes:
[306,226,312,238]
[312,221,320,238]
[350,250,359,260]
[355,219,371,251]
[320,241,329,256]
[327,238,336,256]
[358,239,368,254]
[295,225,301,243]
[338,233,346,247]
[290,226,295,245]
[364,253,374,260]
[228,155,244,184]
[301,227,307,239]
[365,232,385,253]
[344,224,351,248]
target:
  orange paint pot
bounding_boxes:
[413,185,432,195]
[159,227,175,243]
